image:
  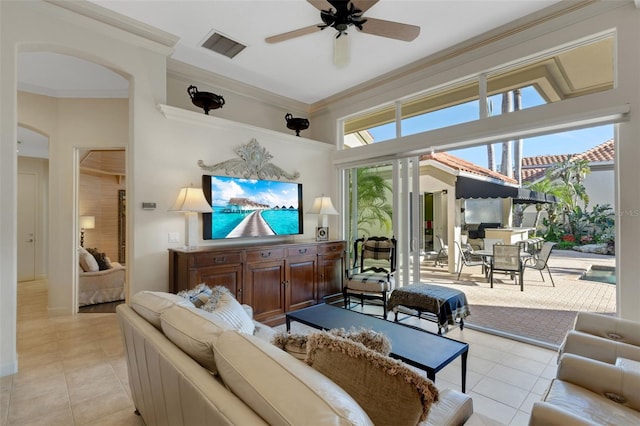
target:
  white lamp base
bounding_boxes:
[185,211,199,249]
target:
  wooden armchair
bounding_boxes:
[344,236,396,317]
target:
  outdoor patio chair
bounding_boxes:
[344,236,396,317]
[490,244,524,291]
[455,241,489,280]
[435,235,448,266]
[524,241,557,286]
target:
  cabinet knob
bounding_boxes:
[262,251,271,258]
[299,248,307,254]
[215,257,226,263]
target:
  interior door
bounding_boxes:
[18,172,37,282]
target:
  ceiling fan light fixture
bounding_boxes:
[334,34,350,68]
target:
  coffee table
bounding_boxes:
[286,303,469,392]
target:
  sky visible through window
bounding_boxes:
[367,87,614,169]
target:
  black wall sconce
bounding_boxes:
[442,189,448,195]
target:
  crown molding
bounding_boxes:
[44,0,179,49]
[167,59,310,114]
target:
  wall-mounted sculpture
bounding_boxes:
[198,138,300,180]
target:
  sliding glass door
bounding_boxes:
[341,156,421,288]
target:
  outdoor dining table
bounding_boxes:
[472,249,533,289]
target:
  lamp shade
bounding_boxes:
[79,215,95,230]
[169,187,212,213]
[307,196,339,215]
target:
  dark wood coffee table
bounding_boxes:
[286,303,469,392]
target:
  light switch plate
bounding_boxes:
[168,232,180,243]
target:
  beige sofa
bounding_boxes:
[529,353,640,425]
[117,291,482,425]
[79,261,125,306]
[559,312,640,364]
[529,312,640,425]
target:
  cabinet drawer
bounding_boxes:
[191,252,242,267]
[319,242,346,255]
[246,248,284,263]
[285,245,318,258]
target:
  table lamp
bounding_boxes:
[307,195,339,241]
[170,186,212,249]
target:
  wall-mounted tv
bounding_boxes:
[202,175,303,240]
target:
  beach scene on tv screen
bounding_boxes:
[208,176,301,238]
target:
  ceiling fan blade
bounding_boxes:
[334,33,350,68]
[351,0,379,13]
[358,17,420,41]
[307,0,332,12]
[265,24,321,44]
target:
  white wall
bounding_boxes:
[1,0,337,377]
[584,168,615,209]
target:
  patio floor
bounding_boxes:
[417,249,616,348]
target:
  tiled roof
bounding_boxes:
[421,152,518,184]
[575,138,614,162]
[521,139,614,183]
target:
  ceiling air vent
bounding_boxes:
[201,32,246,59]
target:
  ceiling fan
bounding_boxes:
[265,0,420,67]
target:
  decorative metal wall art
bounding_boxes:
[285,113,310,137]
[198,139,300,180]
[188,85,225,115]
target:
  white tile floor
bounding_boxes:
[3,280,560,425]
[287,303,559,425]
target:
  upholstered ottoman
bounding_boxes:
[388,283,470,335]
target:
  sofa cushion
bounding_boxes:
[306,331,439,425]
[160,304,235,374]
[214,330,374,426]
[78,246,99,272]
[130,291,194,330]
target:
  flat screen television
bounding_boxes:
[202,175,303,239]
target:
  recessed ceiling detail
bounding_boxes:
[201,32,246,59]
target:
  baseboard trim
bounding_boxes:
[0,358,18,377]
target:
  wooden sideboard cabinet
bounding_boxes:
[168,240,346,326]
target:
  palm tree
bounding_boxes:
[525,178,561,230]
[349,167,393,237]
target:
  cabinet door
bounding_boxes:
[245,259,285,324]
[286,255,317,312]
[318,242,346,303]
[189,264,243,302]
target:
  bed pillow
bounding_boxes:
[78,246,99,272]
[305,331,439,425]
[86,247,111,270]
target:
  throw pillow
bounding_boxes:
[306,331,439,425]
[201,289,255,335]
[177,283,213,308]
[330,327,392,355]
[86,247,111,271]
[271,327,391,360]
[78,247,99,272]
[271,332,308,360]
